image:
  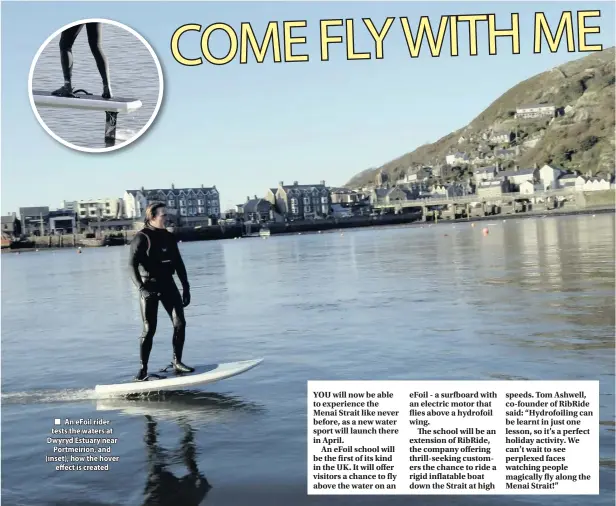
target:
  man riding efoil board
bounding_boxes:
[128,202,194,381]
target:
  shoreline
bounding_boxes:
[417,204,614,226]
[2,205,614,253]
[270,204,615,237]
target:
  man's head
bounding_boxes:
[145,202,167,229]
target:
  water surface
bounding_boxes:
[1,214,614,505]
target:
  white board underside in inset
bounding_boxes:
[32,90,142,113]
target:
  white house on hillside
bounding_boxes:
[575,176,613,192]
[519,180,545,195]
[538,164,565,189]
[515,104,556,119]
[489,129,514,144]
[499,167,538,187]
[473,166,498,184]
[445,152,470,165]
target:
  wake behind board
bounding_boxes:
[32,90,142,113]
[94,358,263,395]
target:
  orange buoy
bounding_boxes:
[482,227,489,236]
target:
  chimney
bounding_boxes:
[254,195,258,200]
[140,186,145,192]
[201,184,204,188]
[514,165,519,172]
[279,181,284,186]
[320,180,325,186]
[171,183,175,190]
[246,196,250,202]
[293,181,298,186]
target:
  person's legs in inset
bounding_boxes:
[136,294,159,380]
[85,23,112,98]
[160,284,194,373]
[52,25,82,96]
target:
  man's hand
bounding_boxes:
[182,287,191,307]
[140,286,155,300]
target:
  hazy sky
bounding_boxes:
[2,1,614,214]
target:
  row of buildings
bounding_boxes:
[2,184,221,237]
[2,181,371,237]
[368,163,614,207]
[388,160,614,194]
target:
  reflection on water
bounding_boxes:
[95,390,265,425]
[142,415,211,506]
[97,391,264,505]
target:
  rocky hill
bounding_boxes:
[345,48,615,188]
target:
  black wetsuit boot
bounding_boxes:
[135,363,148,381]
[52,83,75,97]
[172,333,194,374]
[136,329,154,381]
[173,358,194,374]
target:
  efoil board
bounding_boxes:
[32,90,142,113]
[94,358,263,395]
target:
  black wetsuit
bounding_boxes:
[142,416,211,506]
[52,22,112,98]
[129,225,190,376]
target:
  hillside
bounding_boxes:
[345,48,615,188]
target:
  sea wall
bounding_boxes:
[267,213,422,235]
[9,199,612,251]
[576,189,616,209]
[10,232,128,249]
[172,225,244,241]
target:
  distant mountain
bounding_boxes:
[345,48,615,188]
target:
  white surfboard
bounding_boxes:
[94,358,263,396]
[32,90,142,113]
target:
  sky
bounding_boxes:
[1,0,614,214]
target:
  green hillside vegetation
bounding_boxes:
[345,48,615,188]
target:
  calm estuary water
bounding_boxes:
[31,22,160,149]
[1,214,614,506]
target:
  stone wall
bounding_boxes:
[576,189,615,209]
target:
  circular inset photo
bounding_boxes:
[28,18,163,153]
